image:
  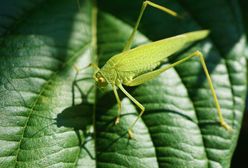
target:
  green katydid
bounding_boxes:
[87,0,232,138]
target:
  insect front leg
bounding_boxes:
[118,84,145,138]
[123,1,178,51]
[72,63,101,86]
[73,63,99,75]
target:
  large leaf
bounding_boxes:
[240,0,248,58]
[0,0,246,167]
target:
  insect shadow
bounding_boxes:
[56,75,96,159]
[94,89,138,156]
[64,73,133,159]
[70,74,140,159]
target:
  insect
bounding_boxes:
[89,1,232,138]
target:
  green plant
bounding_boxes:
[0,0,246,167]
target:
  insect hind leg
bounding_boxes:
[123,1,179,52]
[168,51,231,131]
[124,51,232,132]
[193,51,232,131]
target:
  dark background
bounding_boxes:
[231,108,248,167]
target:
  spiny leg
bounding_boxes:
[125,51,232,131]
[123,0,178,51]
[118,84,145,138]
[112,84,122,125]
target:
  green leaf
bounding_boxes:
[0,0,246,167]
[240,0,248,58]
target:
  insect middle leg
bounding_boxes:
[123,0,178,51]
[112,84,122,125]
[125,51,232,131]
[117,84,145,138]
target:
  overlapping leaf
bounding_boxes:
[0,0,246,167]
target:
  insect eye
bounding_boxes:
[96,76,108,88]
[98,77,105,83]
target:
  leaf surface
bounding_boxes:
[0,0,246,167]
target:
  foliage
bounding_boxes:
[0,0,246,167]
